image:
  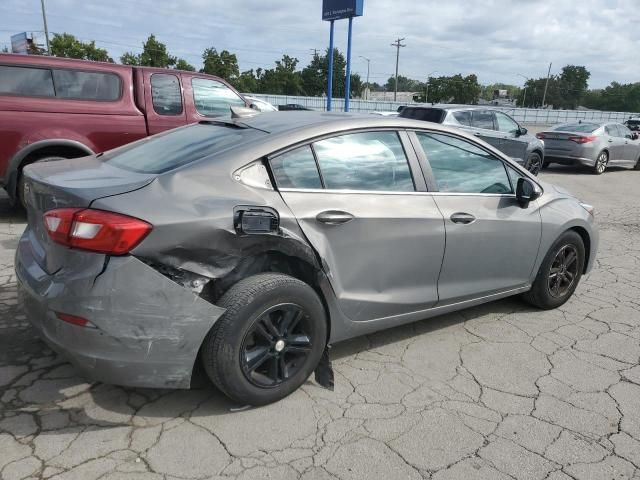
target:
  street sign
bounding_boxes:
[322,0,364,21]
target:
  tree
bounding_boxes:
[233,69,259,93]
[1,46,8,53]
[557,65,590,109]
[174,58,195,71]
[583,82,640,112]
[120,34,175,68]
[480,83,521,101]
[300,48,347,97]
[384,75,423,93]
[419,74,481,104]
[50,33,112,62]
[258,55,304,95]
[201,48,239,81]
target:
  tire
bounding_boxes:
[524,152,543,176]
[201,273,327,406]
[634,155,640,171]
[523,230,585,310]
[593,151,608,175]
[17,156,66,208]
[541,161,550,169]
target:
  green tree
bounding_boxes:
[300,48,347,97]
[120,34,175,68]
[480,83,521,101]
[583,82,640,112]
[258,55,304,95]
[556,65,590,109]
[384,75,423,93]
[201,48,239,81]
[50,33,112,62]
[419,74,481,104]
[174,58,195,71]
[1,46,8,53]
[233,69,259,93]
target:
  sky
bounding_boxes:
[2,0,640,89]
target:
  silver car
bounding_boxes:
[538,122,640,174]
[16,111,598,405]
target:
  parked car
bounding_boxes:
[536,122,640,174]
[371,111,399,117]
[16,111,598,406]
[399,105,545,175]
[278,103,312,111]
[245,96,278,112]
[624,116,640,132]
[0,53,249,206]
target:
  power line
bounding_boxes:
[390,37,406,101]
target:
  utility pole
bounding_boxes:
[310,48,320,57]
[359,56,370,98]
[542,62,552,108]
[40,0,51,55]
[391,37,405,102]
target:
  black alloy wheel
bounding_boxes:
[547,244,580,298]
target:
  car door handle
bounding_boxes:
[316,210,354,225]
[608,139,614,143]
[450,213,476,225]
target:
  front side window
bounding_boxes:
[416,132,512,194]
[471,111,496,130]
[52,69,121,101]
[192,78,245,117]
[495,112,520,133]
[151,74,183,115]
[312,131,414,192]
[270,146,322,189]
[0,65,54,97]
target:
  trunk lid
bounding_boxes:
[539,131,587,152]
[22,156,156,274]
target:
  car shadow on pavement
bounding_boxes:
[543,164,633,175]
[2,293,537,431]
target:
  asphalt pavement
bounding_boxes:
[1,164,639,480]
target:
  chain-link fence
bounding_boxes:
[245,94,640,126]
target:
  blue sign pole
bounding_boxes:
[344,16,353,112]
[327,20,335,112]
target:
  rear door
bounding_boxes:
[272,130,446,322]
[143,71,187,135]
[605,124,625,161]
[470,110,503,151]
[494,111,528,163]
[413,131,542,304]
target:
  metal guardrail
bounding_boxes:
[246,93,640,126]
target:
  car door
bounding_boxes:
[143,71,187,135]
[604,124,625,161]
[181,73,246,123]
[271,130,446,322]
[494,111,528,163]
[469,110,503,150]
[618,124,639,162]
[412,131,542,304]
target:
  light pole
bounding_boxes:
[359,56,370,99]
[425,70,439,104]
[40,0,51,55]
[542,62,552,108]
[516,74,529,108]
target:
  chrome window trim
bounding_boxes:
[279,187,516,198]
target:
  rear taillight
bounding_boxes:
[56,312,95,328]
[536,132,546,140]
[43,208,152,255]
[568,135,596,144]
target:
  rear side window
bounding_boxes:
[0,65,54,97]
[192,78,245,117]
[471,111,496,130]
[400,108,446,123]
[417,132,511,194]
[452,111,472,126]
[101,124,265,174]
[312,131,414,192]
[151,74,183,115]
[270,146,322,189]
[52,69,121,101]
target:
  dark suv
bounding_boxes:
[399,106,545,175]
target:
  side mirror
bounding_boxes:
[249,103,260,111]
[516,177,542,208]
[518,126,528,136]
[632,133,639,141]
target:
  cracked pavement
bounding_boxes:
[1,165,640,480]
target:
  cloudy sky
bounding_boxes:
[2,0,639,89]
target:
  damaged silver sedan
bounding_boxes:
[16,111,598,405]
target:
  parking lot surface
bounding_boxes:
[1,165,639,480]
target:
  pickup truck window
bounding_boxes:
[192,78,245,117]
[52,70,121,101]
[0,65,55,97]
[151,74,183,115]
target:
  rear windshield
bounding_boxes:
[553,123,599,133]
[101,123,265,174]
[399,107,446,123]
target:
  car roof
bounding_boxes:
[401,104,486,112]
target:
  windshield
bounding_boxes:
[553,123,600,133]
[101,123,266,174]
[399,108,446,123]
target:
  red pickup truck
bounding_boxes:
[0,53,249,205]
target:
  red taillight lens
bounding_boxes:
[43,208,152,255]
[568,135,596,144]
[536,132,546,140]
[56,312,94,328]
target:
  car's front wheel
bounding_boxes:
[524,152,543,176]
[201,273,327,406]
[523,230,585,310]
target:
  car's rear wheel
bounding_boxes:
[522,230,585,310]
[634,155,640,170]
[593,151,608,175]
[201,273,327,406]
[524,152,542,176]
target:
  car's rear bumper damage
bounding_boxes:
[15,233,226,389]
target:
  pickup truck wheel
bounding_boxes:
[17,156,66,208]
[201,273,327,406]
